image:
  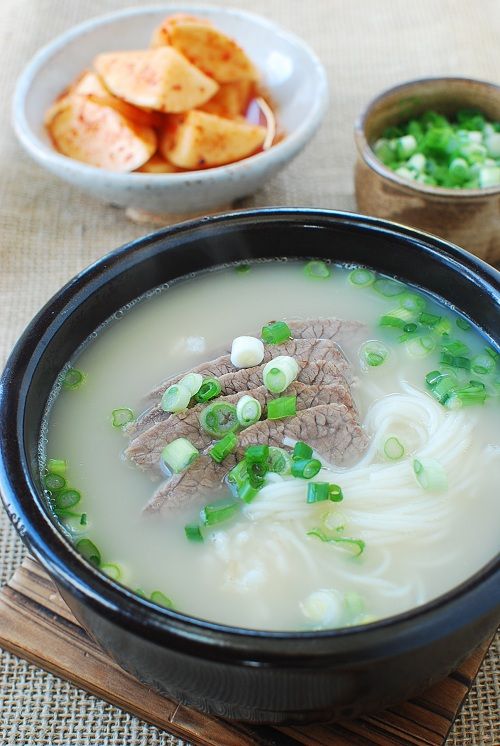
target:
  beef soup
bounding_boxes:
[40,260,500,631]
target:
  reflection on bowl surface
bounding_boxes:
[0,209,498,724]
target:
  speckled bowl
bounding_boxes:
[12,5,328,215]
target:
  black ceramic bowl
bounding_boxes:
[0,209,499,725]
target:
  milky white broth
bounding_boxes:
[41,261,500,631]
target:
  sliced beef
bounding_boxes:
[286,319,365,348]
[146,336,347,402]
[126,381,356,470]
[144,402,368,514]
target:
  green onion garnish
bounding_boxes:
[179,372,203,397]
[195,377,222,403]
[80,513,87,526]
[441,339,470,356]
[304,260,331,279]
[360,341,388,367]
[267,447,292,475]
[101,563,122,581]
[348,268,375,287]
[161,383,192,413]
[413,458,448,492]
[248,461,267,487]
[76,538,101,567]
[291,458,321,479]
[293,441,313,460]
[425,370,458,404]
[236,395,262,427]
[63,368,85,390]
[111,408,135,428]
[184,523,204,542]
[456,317,472,331]
[383,436,405,460]
[307,529,365,556]
[162,438,199,473]
[445,380,487,408]
[471,353,496,375]
[235,264,251,274]
[150,591,174,608]
[200,500,239,526]
[209,432,238,463]
[405,335,435,358]
[419,312,441,327]
[245,444,269,463]
[307,482,343,503]
[372,278,405,297]
[199,402,238,438]
[54,489,81,511]
[399,292,426,314]
[440,352,471,370]
[262,355,299,393]
[238,481,260,504]
[267,395,297,420]
[261,321,292,345]
[47,458,67,476]
[44,472,66,491]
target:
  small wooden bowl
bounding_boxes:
[354,77,500,265]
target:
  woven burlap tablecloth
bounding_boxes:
[0,1,498,743]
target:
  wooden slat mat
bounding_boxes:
[0,557,492,746]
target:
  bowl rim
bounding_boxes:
[354,75,500,199]
[12,4,328,184]
[0,207,499,661]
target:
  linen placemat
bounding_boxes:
[0,1,498,743]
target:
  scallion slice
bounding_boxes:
[267,447,292,475]
[399,292,426,314]
[76,538,101,567]
[262,355,299,393]
[238,481,260,504]
[235,264,251,274]
[184,523,204,542]
[150,591,173,608]
[307,482,343,503]
[209,432,238,463]
[413,458,448,492]
[456,317,472,331]
[195,377,222,403]
[245,444,269,463]
[199,402,238,438]
[445,380,487,408]
[360,341,389,368]
[261,321,292,345]
[162,438,199,473]
[307,529,365,556]
[383,436,405,460]
[44,472,66,491]
[236,395,262,427]
[111,408,135,428]
[161,383,192,413]
[471,353,496,375]
[47,458,67,476]
[293,441,313,460]
[419,312,441,327]
[179,372,203,397]
[405,335,436,358]
[291,458,321,479]
[63,368,85,390]
[440,352,471,370]
[348,268,375,287]
[304,260,331,279]
[267,395,297,420]
[101,563,122,581]
[372,278,405,297]
[200,500,239,526]
[441,339,470,356]
[54,489,81,511]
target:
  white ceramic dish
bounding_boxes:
[13,5,328,214]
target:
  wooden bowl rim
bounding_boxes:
[354,76,500,200]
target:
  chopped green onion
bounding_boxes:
[195,377,222,403]
[403,323,418,333]
[360,341,389,367]
[184,523,204,542]
[419,312,441,327]
[135,588,147,598]
[307,482,343,503]
[307,529,365,556]
[76,538,101,567]
[236,395,261,427]
[101,563,122,581]
[54,489,81,511]
[209,432,238,463]
[348,268,375,287]
[267,395,297,420]
[383,436,405,460]
[413,458,448,492]
[399,292,426,314]
[247,461,267,487]
[63,368,85,390]
[485,347,499,362]
[261,321,292,345]
[111,408,135,428]
[267,447,292,475]
[344,591,365,621]
[231,336,265,368]
[372,278,405,297]
[80,513,88,526]
[245,444,269,463]
[322,510,347,533]
[445,380,487,408]
[161,383,192,413]
[291,458,321,479]
[200,500,239,526]
[227,459,250,490]
[405,335,436,358]
[440,352,471,370]
[199,402,238,438]
[150,591,173,608]
[262,355,299,393]
[162,438,199,473]
[235,264,251,274]
[304,260,331,279]
[238,481,260,503]
[293,441,313,460]
[441,339,470,356]
[44,472,66,491]
[300,589,343,626]
[425,370,459,404]
[179,372,203,397]
[471,353,496,375]
[47,458,67,476]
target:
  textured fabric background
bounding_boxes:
[0,1,499,743]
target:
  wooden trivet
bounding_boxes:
[0,557,492,746]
